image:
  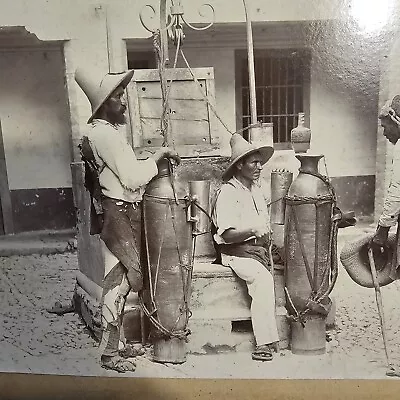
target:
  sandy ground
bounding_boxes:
[1,223,400,380]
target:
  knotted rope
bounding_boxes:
[284,169,340,325]
[139,194,195,341]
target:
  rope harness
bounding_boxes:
[139,28,343,338]
[284,169,340,326]
[138,194,201,341]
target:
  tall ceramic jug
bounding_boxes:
[142,159,193,364]
[284,154,337,355]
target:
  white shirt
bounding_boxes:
[379,141,400,227]
[212,177,271,245]
[86,119,158,203]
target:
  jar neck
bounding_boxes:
[296,154,323,174]
[298,113,305,126]
[154,158,171,179]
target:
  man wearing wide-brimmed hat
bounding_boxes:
[211,133,279,361]
[370,95,400,279]
[75,66,180,373]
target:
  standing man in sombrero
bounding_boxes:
[75,67,180,373]
[211,133,279,361]
[371,95,400,279]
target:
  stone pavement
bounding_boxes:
[2,218,400,380]
[0,229,76,256]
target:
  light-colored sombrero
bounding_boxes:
[75,67,134,123]
[222,133,274,181]
[339,232,396,288]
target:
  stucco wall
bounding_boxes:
[0,48,72,190]
[0,0,344,42]
[0,1,387,231]
[174,41,378,179]
[309,56,378,178]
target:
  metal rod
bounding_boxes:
[242,0,257,132]
[160,0,169,65]
[105,5,113,73]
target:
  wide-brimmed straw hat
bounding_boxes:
[222,133,274,181]
[339,232,396,288]
[75,67,134,123]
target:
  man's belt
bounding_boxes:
[103,196,142,210]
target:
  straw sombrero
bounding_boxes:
[75,67,134,123]
[222,133,274,181]
[339,232,397,288]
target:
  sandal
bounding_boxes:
[252,344,273,361]
[119,344,146,358]
[101,355,136,373]
[46,301,74,315]
[386,366,400,377]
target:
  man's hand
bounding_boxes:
[370,225,390,250]
[252,222,271,241]
[153,147,181,166]
[251,222,271,247]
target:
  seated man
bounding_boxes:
[211,133,279,361]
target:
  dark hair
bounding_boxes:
[92,96,112,120]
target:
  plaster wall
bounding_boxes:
[175,42,379,179]
[0,48,72,190]
[309,58,378,178]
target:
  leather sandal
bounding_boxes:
[119,344,146,358]
[252,344,273,361]
[101,355,136,373]
[46,301,74,315]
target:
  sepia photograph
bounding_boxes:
[0,0,400,397]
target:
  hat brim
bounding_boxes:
[339,232,396,288]
[87,69,134,124]
[222,145,274,181]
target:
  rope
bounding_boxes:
[284,169,339,323]
[138,293,190,340]
[140,194,194,341]
[290,204,316,292]
[152,37,268,140]
[285,194,333,205]
[180,48,263,137]
[153,31,169,147]
[314,207,339,302]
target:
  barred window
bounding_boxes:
[238,49,310,147]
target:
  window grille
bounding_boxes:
[239,50,310,145]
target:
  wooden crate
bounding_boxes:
[126,67,221,159]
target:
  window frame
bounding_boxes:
[235,48,311,150]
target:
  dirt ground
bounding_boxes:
[1,223,400,379]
